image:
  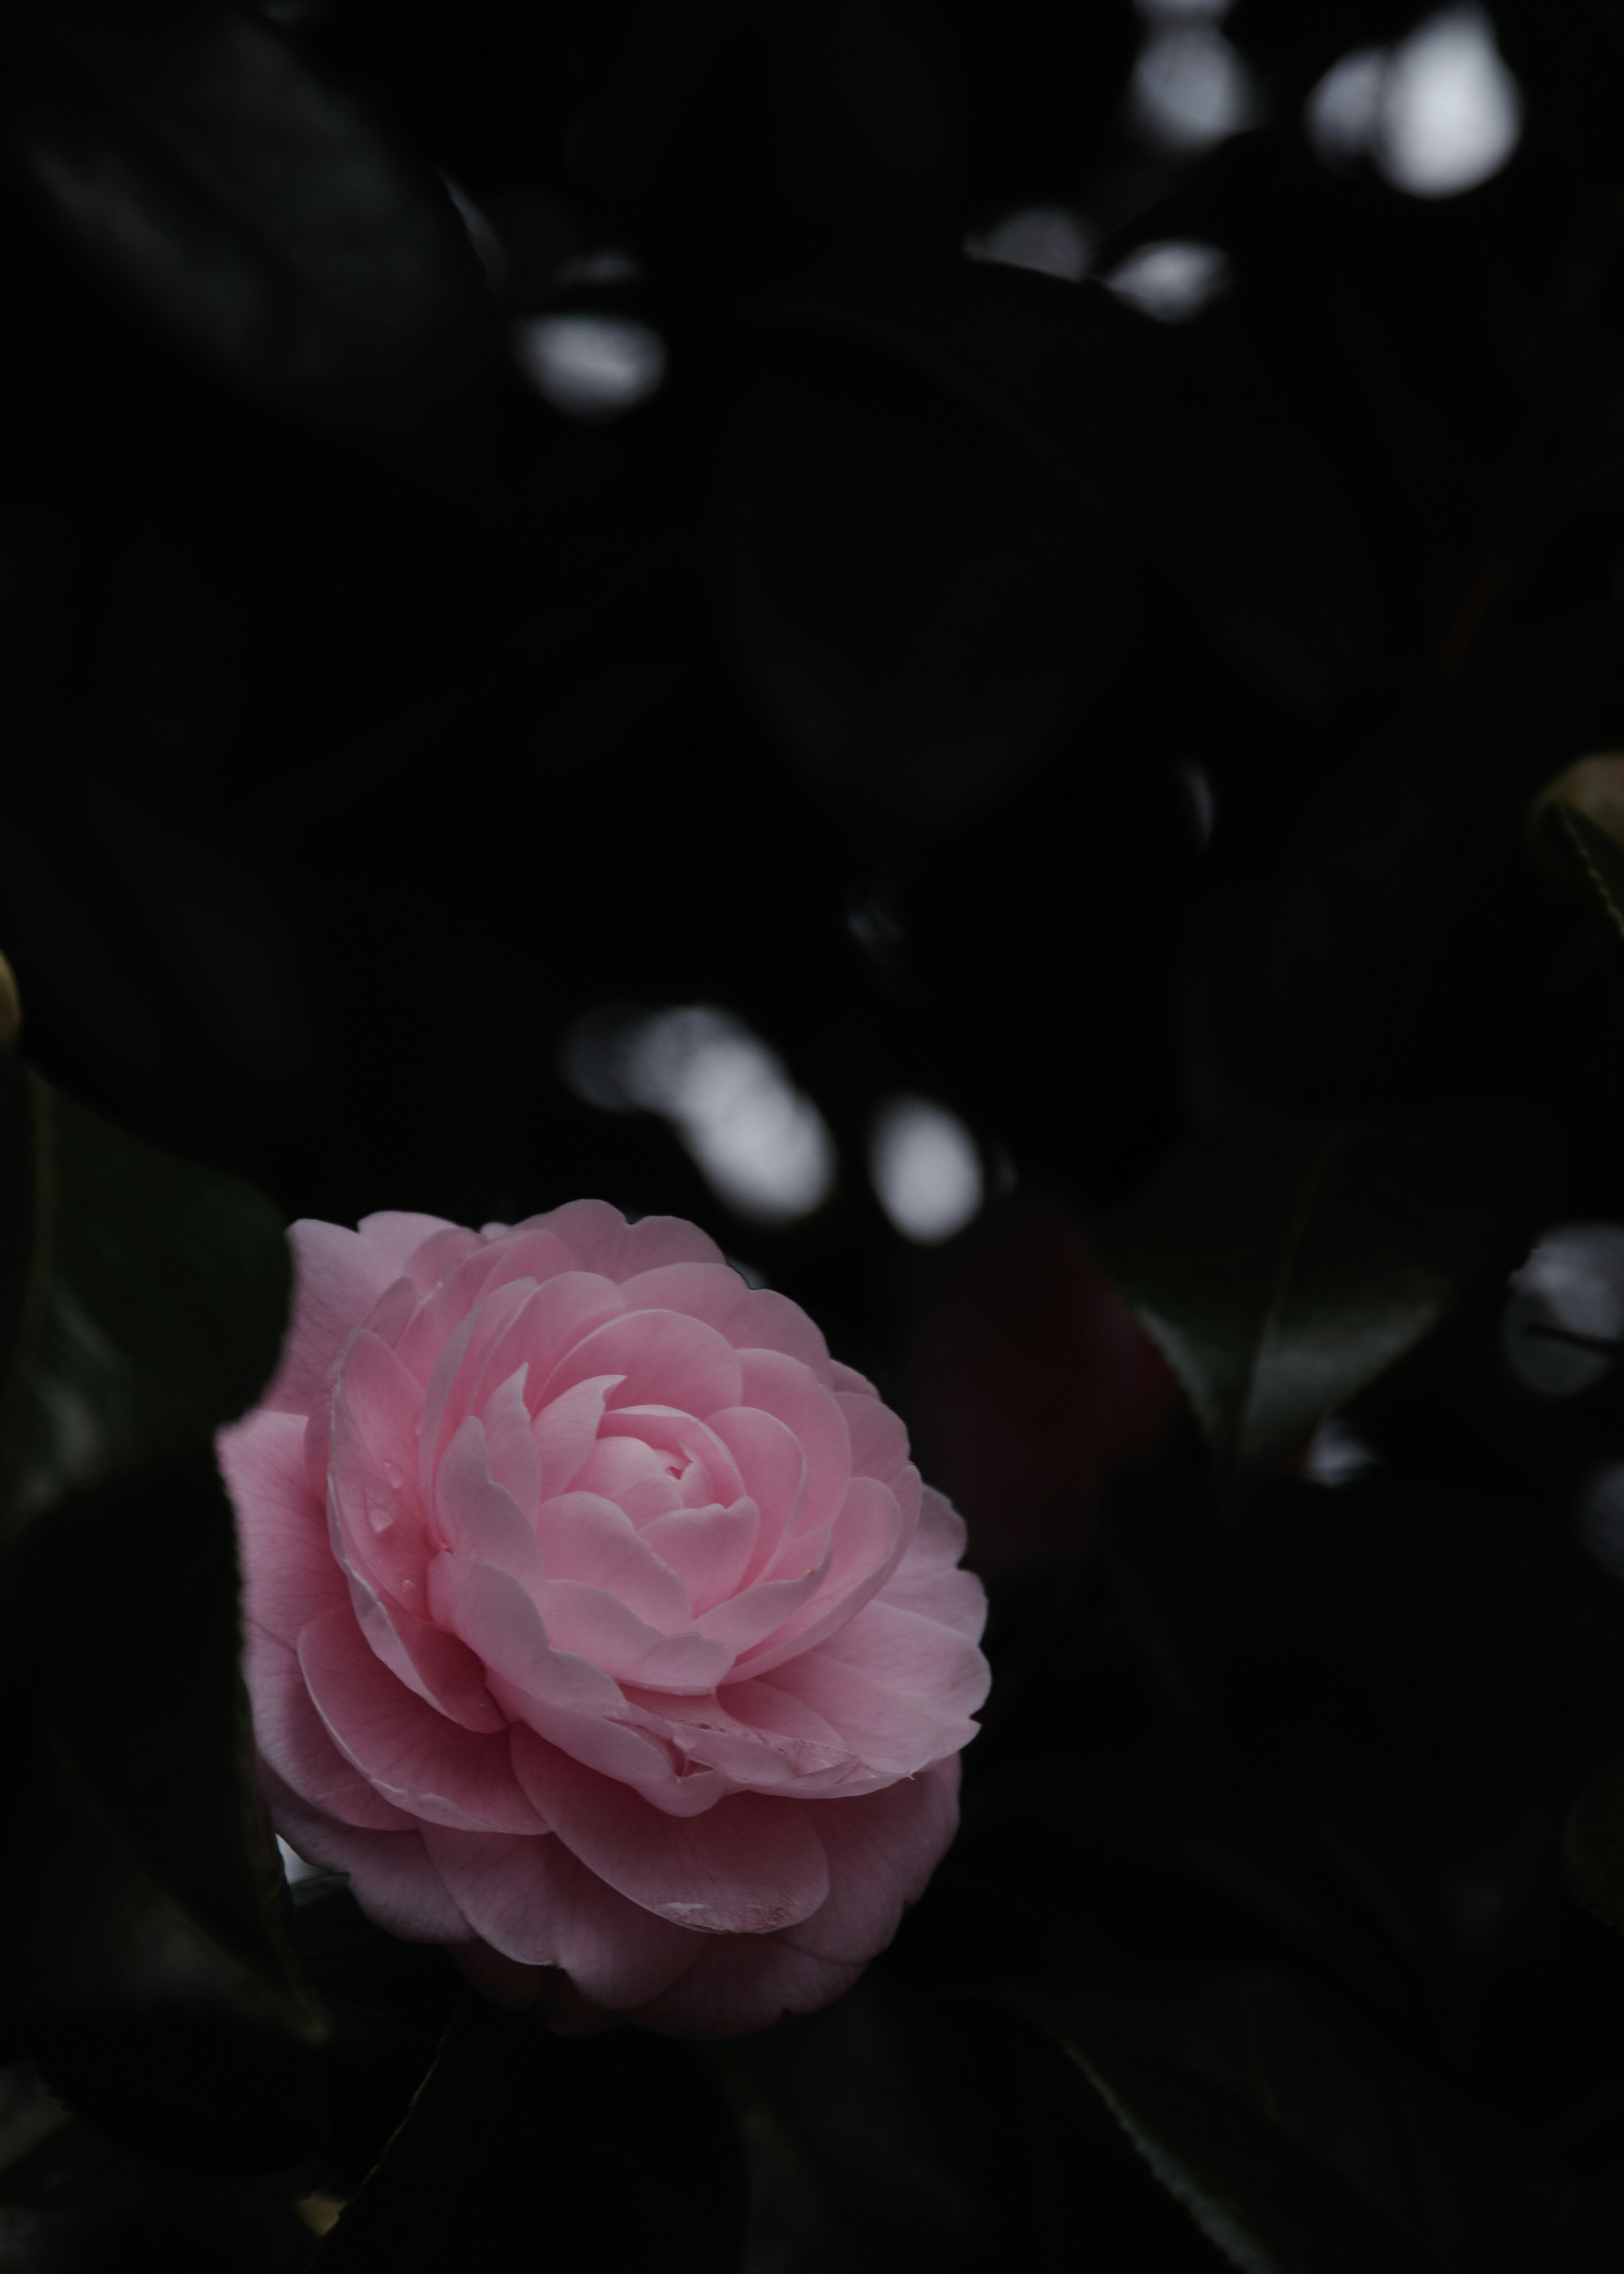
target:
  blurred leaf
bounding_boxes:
[1564,1752,1624,1934]
[319,1997,745,2272]
[0,1075,322,2171]
[996,1967,1621,2272]
[1092,1105,1544,1481]
[1531,754,1624,939]
[0,1077,291,1539]
[5,0,490,484]
[712,1978,971,2274]
[761,256,1372,708]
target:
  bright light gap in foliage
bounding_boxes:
[869,1097,985,1246]
[1503,1224,1624,1398]
[561,1004,836,1223]
[1130,0,1258,158]
[1306,5,1523,198]
[513,314,668,420]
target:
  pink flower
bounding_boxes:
[220,1201,989,2036]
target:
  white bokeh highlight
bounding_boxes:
[1503,1224,1624,1397]
[870,1097,984,1245]
[513,314,667,420]
[1132,27,1257,154]
[1104,240,1232,323]
[1306,8,1522,199]
[562,1004,836,1224]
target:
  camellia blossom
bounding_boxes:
[220,1201,990,2035]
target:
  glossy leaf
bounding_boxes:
[5,0,490,482]
[1091,1105,1544,1481]
[997,1967,1619,2272]
[1536,793,1624,940]
[319,1997,745,2272]
[0,1076,291,1539]
[761,256,1372,708]
[0,1076,322,2170]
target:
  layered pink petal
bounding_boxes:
[263,1764,471,1943]
[737,1352,851,1533]
[528,1200,726,1281]
[267,1219,431,1414]
[431,1561,727,1814]
[538,1310,744,1421]
[420,1827,701,2006]
[732,1476,909,1677]
[837,1390,912,1487]
[435,1416,548,1588]
[298,1606,544,1833]
[341,1564,504,1732]
[533,1492,693,1628]
[878,1487,988,1643]
[534,1374,620,1500]
[327,1330,435,1613]
[626,1678,853,1791]
[627,1932,862,2038]
[220,1408,343,1647]
[626,1761,960,2033]
[598,1406,747,1509]
[639,1503,759,1613]
[483,1368,541,1514]
[517,1738,830,1932]
[354,1212,465,1289]
[538,1580,734,1691]
[615,1264,834,1382]
[691,1534,832,1657]
[245,1627,416,1831]
[763,1603,989,1775]
[782,1758,961,1961]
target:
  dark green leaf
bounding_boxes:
[6,0,491,483]
[0,1078,320,2170]
[760,256,1372,708]
[0,1076,291,1541]
[996,1967,1620,2272]
[320,1997,745,2273]
[1547,803,1624,940]
[711,1979,971,2274]
[1092,1105,1544,1481]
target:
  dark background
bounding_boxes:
[15,1,1624,2266]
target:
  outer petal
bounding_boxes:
[624,1760,960,2037]
[266,1219,431,1415]
[762,1603,988,1776]
[625,1934,862,2039]
[420,1827,701,2007]
[297,1607,545,1834]
[262,1763,471,1943]
[515,1738,829,1933]
[220,1408,344,1647]
[878,1487,988,1644]
[244,1627,416,1831]
[528,1200,727,1281]
[781,1757,961,1962]
[354,1212,464,1289]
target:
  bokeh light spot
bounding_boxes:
[513,314,667,420]
[870,1097,984,1245]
